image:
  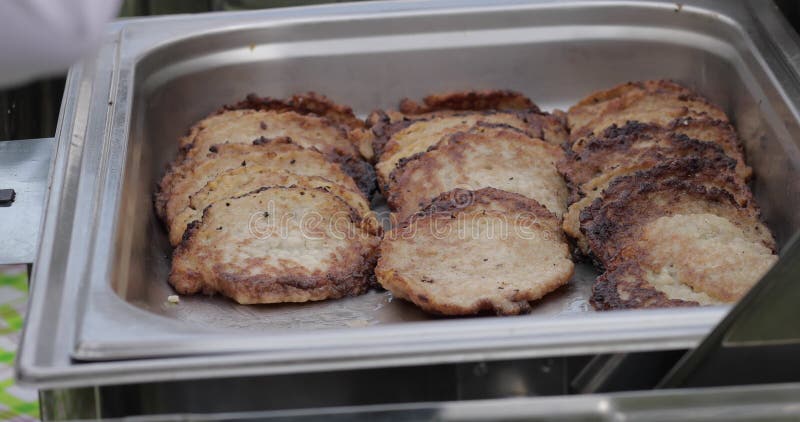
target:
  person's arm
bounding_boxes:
[0,0,121,87]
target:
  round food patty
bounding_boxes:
[376,188,574,316]
[169,186,380,304]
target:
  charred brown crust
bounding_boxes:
[558,121,741,192]
[567,80,729,142]
[224,92,364,130]
[665,116,750,179]
[371,120,422,166]
[169,186,379,303]
[324,150,377,197]
[579,161,769,267]
[407,187,560,232]
[590,258,699,310]
[571,80,695,109]
[398,90,539,115]
[369,118,419,162]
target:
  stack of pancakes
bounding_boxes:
[370,91,575,315]
[155,83,779,314]
[559,80,778,309]
[156,93,381,304]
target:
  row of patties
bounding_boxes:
[559,80,778,310]
[157,94,382,304]
[370,91,575,315]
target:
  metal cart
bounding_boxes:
[3,0,800,419]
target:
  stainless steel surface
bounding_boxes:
[0,138,53,265]
[659,233,800,388]
[39,381,800,421]
[17,0,800,388]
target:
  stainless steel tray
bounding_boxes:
[17,0,800,388]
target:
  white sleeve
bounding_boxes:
[0,0,122,87]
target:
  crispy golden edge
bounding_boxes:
[386,124,564,222]
[579,164,771,268]
[570,80,692,110]
[182,166,381,237]
[398,90,539,115]
[157,137,363,243]
[185,109,356,159]
[172,94,375,187]
[169,186,380,303]
[567,80,728,142]
[365,90,563,162]
[374,111,567,192]
[224,92,365,130]
[377,188,569,315]
[590,255,700,311]
[226,92,377,168]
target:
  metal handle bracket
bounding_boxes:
[0,138,54,265]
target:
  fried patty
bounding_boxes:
[176,106,364,171]
[387,124,567,224]
[171,165,381,244]
[567,80,728,143]
[562,121,751,189]
[563,153,744,255]
[224,92,365,130]
[579,165,772,268]
[158,138,361,246]
[376,188,573,316]
[365,90,538,162]
[225,92,376,169]
[557,121,750,255]
[591,213,778,310]
[169,186,380,304]
[365,89,539,129]
[398,89,539,116]
[374,111,567,192]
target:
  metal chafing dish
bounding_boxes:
[6,0,800,419]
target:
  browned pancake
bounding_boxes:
[562,154,744,255]
[173,165,381,242]
[567,80,728,144]
[224,92,365,130]
[580,162,771,268]
[387,123,566,224]
[376,188,573,315]
[374,111,567,193]
[157,138,361,246]
[561,121,750,190]
[365,89,565,163]
[591,213,777,310]
[170,186,380,304]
